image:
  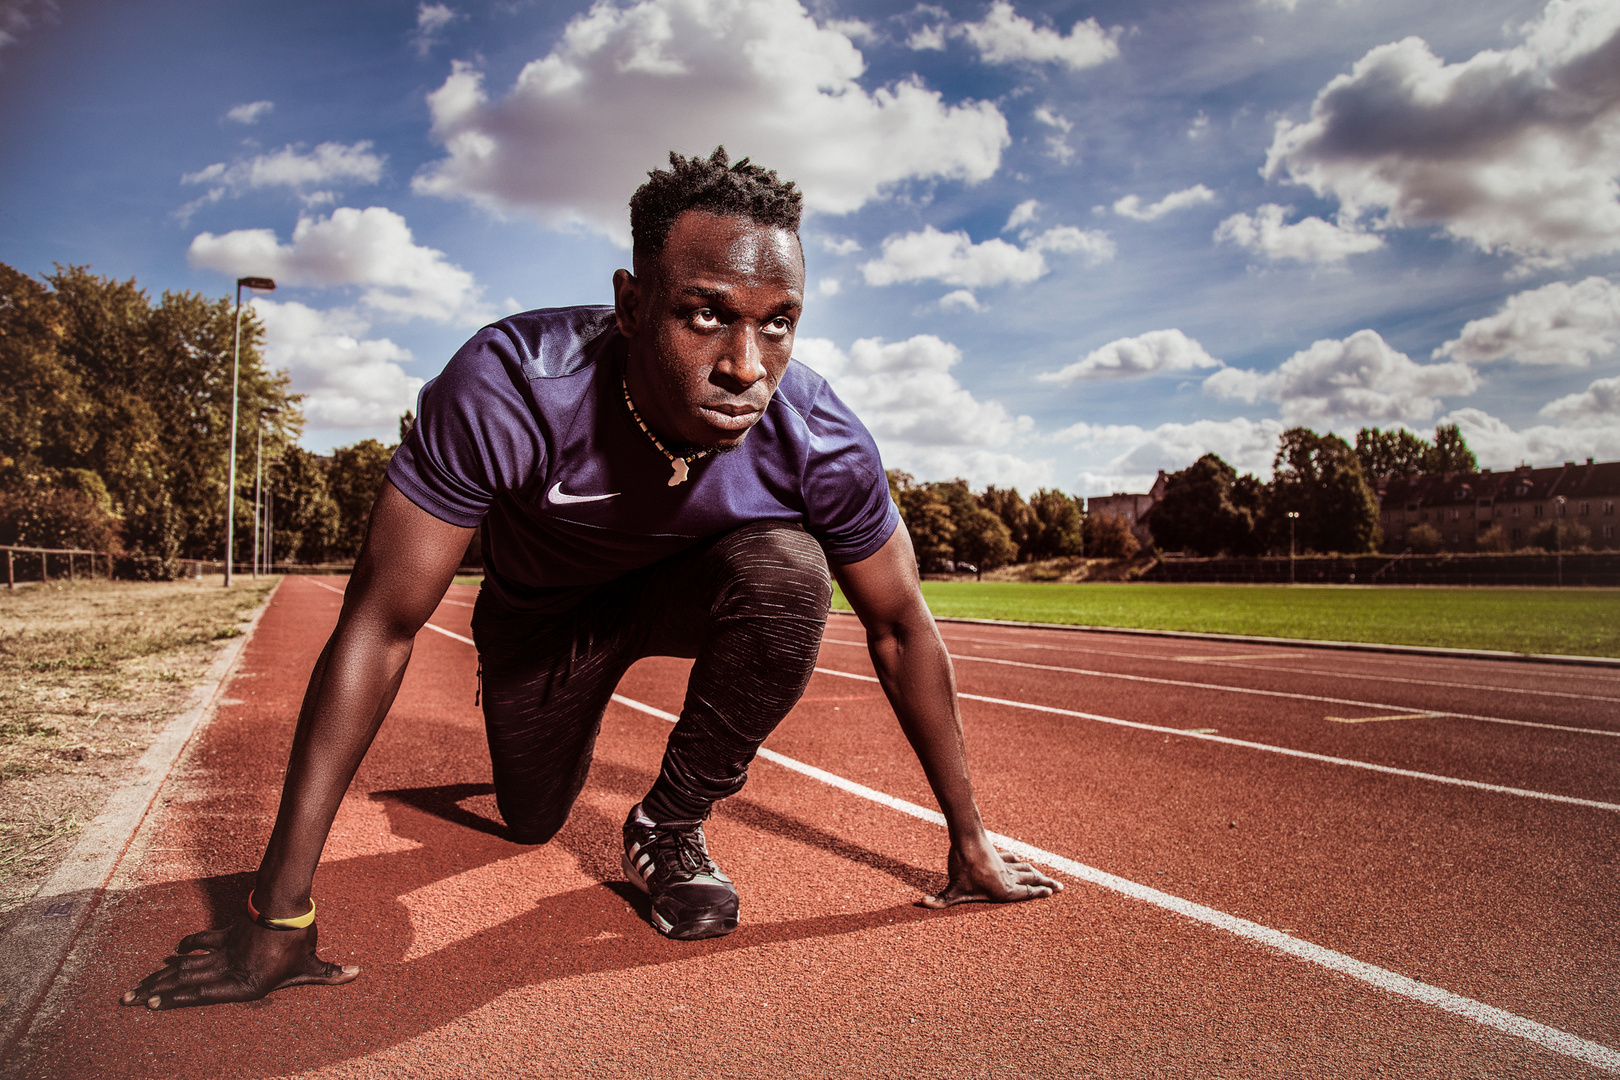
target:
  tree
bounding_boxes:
[270,447,340,563]
[978,486,1034,559]
[1149,453,1262,556]
[0,263,303,571]
[1268,428,1381,554]
[954,506,1017,577]
[1025,489,1084,559]
[326,439,396,558]
[1425,423,1477,475]
[1083,512,1139,559]
[1355,423,1477,481]
[1354,427,1431,482]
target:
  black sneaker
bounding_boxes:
[621,803,739,940]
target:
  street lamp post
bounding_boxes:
[225,276,275,587]
[1287,510,1300,584]
[253,407,281,579]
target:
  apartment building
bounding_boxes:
[1378,458,1620,551]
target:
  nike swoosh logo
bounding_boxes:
[548,481,619,505]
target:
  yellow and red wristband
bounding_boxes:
[246,890,316,930]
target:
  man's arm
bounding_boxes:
[123,481,475,1009]
[832,525,1061,907]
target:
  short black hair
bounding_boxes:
[629,146,803,258]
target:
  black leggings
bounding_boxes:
[470,521,833,842]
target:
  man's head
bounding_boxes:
[615,148,806,453]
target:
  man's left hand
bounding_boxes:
[921,846,1063,908]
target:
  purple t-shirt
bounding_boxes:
[387,306,899,610]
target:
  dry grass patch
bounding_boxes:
[0,576,275,926]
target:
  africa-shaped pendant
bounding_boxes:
[668,457,689,486]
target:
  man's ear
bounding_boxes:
[612,267,641,338]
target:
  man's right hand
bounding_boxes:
[121,919,359,1010]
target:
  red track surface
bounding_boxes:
[7,576,1617,1078]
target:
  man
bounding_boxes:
[124,148,1059,1010]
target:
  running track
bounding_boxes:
[6,575,1617,1078]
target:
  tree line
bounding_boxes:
[2,263,1499,576]
[0,263,400,577]
[894,423,1483,572]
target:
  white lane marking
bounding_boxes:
[819,638,1619,739]
[812,666,1620,813]
[423,622,474,646]
[914,623,1620,702]
[606,691,1620,1074]
[307,578,478,626]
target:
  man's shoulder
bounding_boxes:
[771,358,832,424]
[482,305,619,380]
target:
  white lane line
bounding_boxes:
[307,579,478,630]
[423,622,474,646]
[922,625,1620,702]
[819,638,1619,739]
[812,666,1620,813]
[606,691,1620,1075]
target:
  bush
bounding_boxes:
[1475,525,1509,553]
[114,552,182,581]
[0,473,122,552]
[1406,523,1443,554]
[1529,521,1590,552]
[1083,512,1139,560]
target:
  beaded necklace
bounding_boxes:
[622,374,712,486]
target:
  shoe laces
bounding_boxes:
[643,822,714,882]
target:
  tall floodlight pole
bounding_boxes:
[1555,496,1566,587]
[225,276,275,586]
[1287,511,1300,584]
[253,407,281,579]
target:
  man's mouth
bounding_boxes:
[699,403,763,433]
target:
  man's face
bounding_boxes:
[615,210,804,451]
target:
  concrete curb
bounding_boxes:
[920,614,1620,668]
[0,579,281,1057]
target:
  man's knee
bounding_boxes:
[703,521,832,618]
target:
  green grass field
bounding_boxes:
[832,582,1620,658]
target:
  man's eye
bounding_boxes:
[692,309,721,329]
[764,317,794,336]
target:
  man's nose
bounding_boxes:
[719,327,769,388]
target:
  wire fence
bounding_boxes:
[3,545,114,590]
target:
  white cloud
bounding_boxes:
[182,142,385,194]
[412,0,1010,243]
[1038,329,1221,384]
[251,300,423,432]
[1213,204,1383,263]
[907,23,946,50]
[1113,184,1216,222]
[817,277,841,296]
[1003,199,1041,232]
[1539,375,1620,422]
[820,236,861,256]
[938,289,983,312]
[957,1,1118,71]
[1204,329,1479,426]
[413,2,459,55]
[1434,277,1620,367]
[862,223,1113,288]
[1187,112,1209,139]
[795,334,1049,488]
[0,0,53,54]
[189,206,491,325]
[225,100,274,125]
[1442,406,1620,469]
[1032,106,1075,162]
[1051,417,1287,495]
[1263,0,1620,264]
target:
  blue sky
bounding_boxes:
[2,0,1618,495]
